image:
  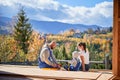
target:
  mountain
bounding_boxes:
[0,16,11,26]
[0,16,13,34]
[0,16,102,34]
[30,20,101,34]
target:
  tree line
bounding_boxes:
[0,8,112,69]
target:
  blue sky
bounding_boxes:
[55,0,113,7]
[0,0,113,27]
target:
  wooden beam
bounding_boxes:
[112,0,120,79]
[113,0,118,76]
[118,18,120,21]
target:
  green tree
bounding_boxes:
[87,28,94,34]
[14,8,32,54]
[62,45,68,60]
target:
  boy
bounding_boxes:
[64,51,81,71]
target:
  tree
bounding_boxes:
[95,27,101,34]
[62,45,68,60]
[14,8,33,54]
[87,28,94,34]
[107,27,113,33]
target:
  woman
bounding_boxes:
[78,42,90,71]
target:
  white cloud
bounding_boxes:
[0,0,60,10]
[61,1,113,26]
[0,0,15,7]
[32,14,54,21]
[94,1,113,18]
[0,0,113,27]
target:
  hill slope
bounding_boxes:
[0,16,102,34]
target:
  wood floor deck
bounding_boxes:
[0,64,113,80]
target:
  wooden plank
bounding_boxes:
[0,65,101,80]
[97,73,113,80]
[57,60,103,64]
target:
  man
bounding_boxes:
[38,41,60,69]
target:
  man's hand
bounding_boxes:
[53,64,58,68]
[52,64,61,69]
[57,64,61,68]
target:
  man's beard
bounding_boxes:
[50,46,54,50]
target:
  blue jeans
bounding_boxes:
[79,64,90,71]
[64,62,81,71]
[38,57,54,68]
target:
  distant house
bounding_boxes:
[73,33,82,38]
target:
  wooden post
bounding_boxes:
[105,54,109,69]
[112,0,120,79]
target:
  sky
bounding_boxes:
[0,0,113,27]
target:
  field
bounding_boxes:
[0,30,112,69]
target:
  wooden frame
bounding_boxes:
[112,0,120,79]
[0,0,120,80]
